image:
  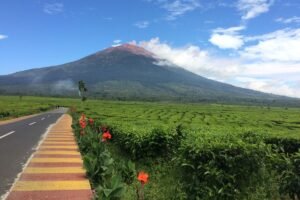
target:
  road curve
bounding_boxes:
[0,108,67,198]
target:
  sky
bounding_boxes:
[0,0,300,97]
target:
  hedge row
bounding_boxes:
[72,113,300,200]
[110,125,184,160]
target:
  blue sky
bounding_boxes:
[1,0,300,97]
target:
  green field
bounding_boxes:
[0,96,72,119]
[1,95,299,137]
[77,100,300,138]
[1,95,300,199]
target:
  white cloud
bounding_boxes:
[163,0,200,20]
[241,28,300,62]
[136,37,300,98]
[209,26,245,49]
[210,34,244,49]
[213,26,246,34]
[237,0,274,20]
[236,77,300,98]
[0,34,8,40]
[242,62,300,76]
[276,16,300,24]
[112,39,122,47]
[43,3,64,15]
[138,37,241,78]
[53,79,76,92]
[134,21,150,28]
[148,0,200,20]
[113,39,122,44]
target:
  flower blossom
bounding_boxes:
[137,171,149,185]
[102,131,112,142]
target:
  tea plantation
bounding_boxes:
[1,95,300,199]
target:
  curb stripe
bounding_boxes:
[43,142,77,144]
[31,158,82,163]
[38,148,79,151]
[24,167,85,174]
[20,173,87,181]
[39,144,78,147]
[36,151,80,155]
[34,154,81,158]
[47,136,75,138]
[6,190,92,200]
[44,138,75,141]
[45,136,75,138]
[13,181,91,191]
[28,163,83,167]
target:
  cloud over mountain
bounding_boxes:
[136,34,300,98]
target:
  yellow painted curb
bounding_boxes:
[49,130,73,132]
[31,158,82,163]
[36,151,80,155]
[43,141,77,145]
[24,167,85,174]
[44,138,75,142]
[44,139,75,142]
[39,145,78,149]
[47,134,74,136]
[13,181,91,191]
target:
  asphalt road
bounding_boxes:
[0,108,67,198]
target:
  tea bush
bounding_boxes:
[71,111,300,200]
[265,137,300,154]
[110,125,185,160]
[176,131,272,200]
[279,152,300,199]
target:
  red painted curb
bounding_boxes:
[6,190,93,200]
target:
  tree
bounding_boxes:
[78,80,88,101]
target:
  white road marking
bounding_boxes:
[41,118,45,121]
[28,122,36,126]
[0,131,15,140]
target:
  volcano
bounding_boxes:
[0,44,299,106]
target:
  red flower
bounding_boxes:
[88,118,94,125]
[79,120,86,129]
[138,171,149,185]
[78,113,87,129]
[102,131,112,142]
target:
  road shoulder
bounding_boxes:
[4,114,92,200]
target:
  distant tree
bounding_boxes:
[78,80,88,102]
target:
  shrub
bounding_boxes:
[279,152,300,199]
[269,151,300,200]
[110,125,185,160]
[0,111,10,118]
[177,132,271,200]
[265,137,300,154]
[95,174,125,200]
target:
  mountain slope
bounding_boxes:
[0,44,299,106]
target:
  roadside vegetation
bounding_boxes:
[0,96,74,120]
[71,98,300,199]
[1,95,300,199]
